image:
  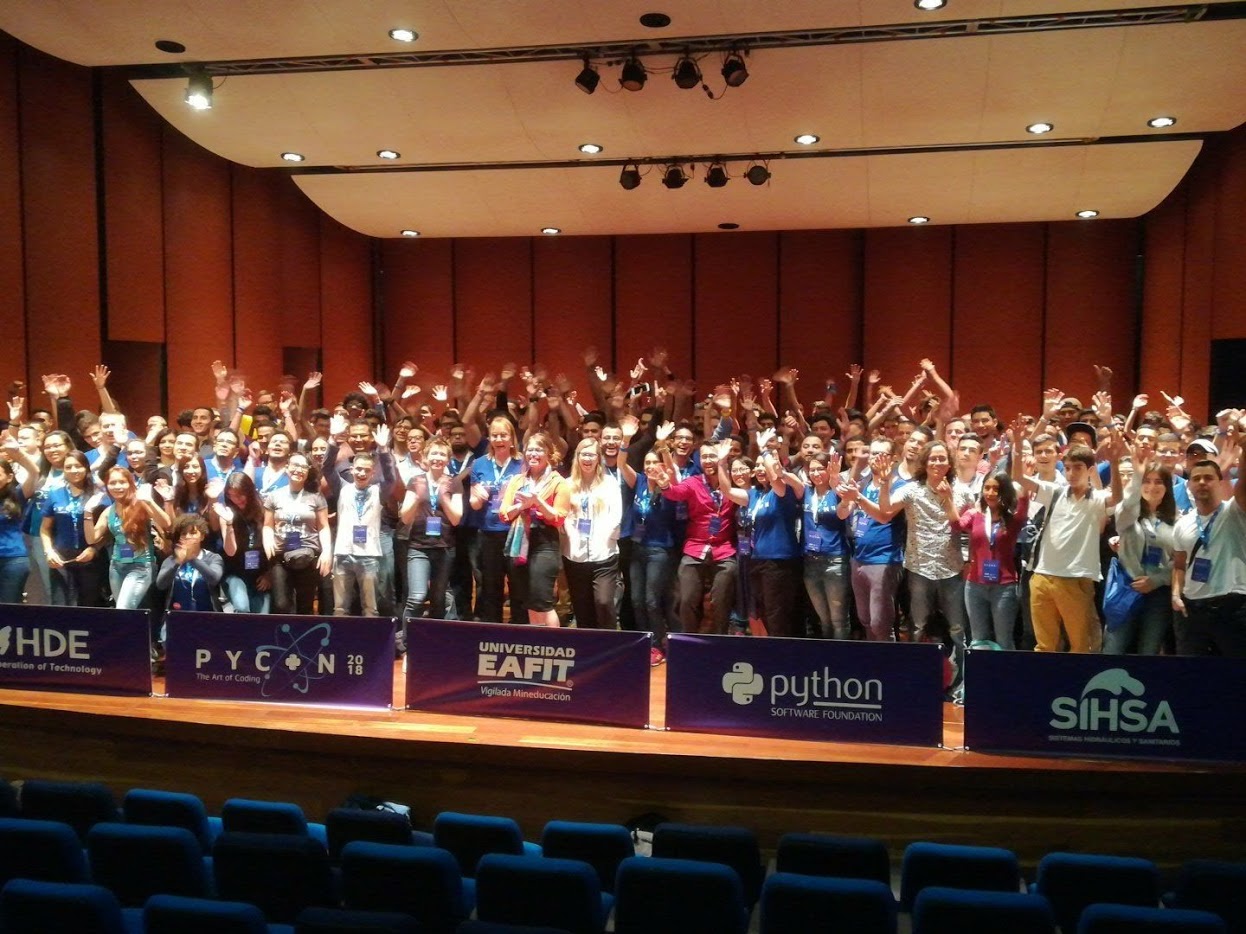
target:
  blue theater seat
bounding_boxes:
[294,906,421,933]
[433,811,541,877]
[614,855,749,934]
[775,832,892,886]
[651,822,765,905]
[19,779,121,841]
[87,822,210,906]
[0,878,142,934]
[540,820,634,893]
[123,787,222,851]
[1164,860,1246,933]
[222,797,328,846]
[0,816,90,886]
[900,841,1022,911]
[212,831,336,924]
[325,806,419,860]
[911,886,1056,934]
[475,853,607,934]
[1077,903,1226,933]
[341,840,472,934]
[760,872,898,934]
[143,893,271,934]
[1031,852,1160,933]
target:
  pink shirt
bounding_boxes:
[663,474,738,562]
[956,499,1030,585]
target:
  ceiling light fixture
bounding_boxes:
[673,53,702,90]
[619,164,642,190]
[721,51,749,88]
[718,222,740,230]
[388,28,417,42]
[1076,209,1100,219]
[400,230,420,237]
[1026,122,1054,134]
[639,12,672,28]
[574,57,600,95]
[705,163,729,188]
[578,143,604,154]
[155,39,186,54]
[377,149,400,160]
[908,215,931,224]
[914,0,948,9]
[620,56,648,91]
[794,133,820,145]
[541,227,562,235]
[184,72,213,111]
[744,163,770,186]
[1147,115,1177,128]
[661,165,689,189]
[280,152,305,162]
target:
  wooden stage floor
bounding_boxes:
[2,661,1244,868]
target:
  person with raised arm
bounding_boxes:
[262,452,332,615]
[399,437,463,627]
[560,437,623,629]
[0,435,40,603]
[84,467,169,610]
[468,414,525,622]
[800,451,855,640]
[213,472,271,614]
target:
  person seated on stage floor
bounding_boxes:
[156,513,224,613]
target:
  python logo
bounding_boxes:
[722,662,765,705]
[0,626,10,656]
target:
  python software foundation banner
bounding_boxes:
[666,634,944,747]
[965,650,1246,763]
[165,612,394,708]
[0,605,151,696]
[406,619,651,728]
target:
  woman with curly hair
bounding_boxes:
[85,467,169,610]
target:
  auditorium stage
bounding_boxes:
[1,663,1243,869]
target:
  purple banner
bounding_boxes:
[0,605,151,696]
[665,635,944,747]
[165,612,394,708]
[405,619,651,728]
[965,649,1246,763]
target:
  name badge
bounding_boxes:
[576,516,592,536]
[806,528,823,551]
[853,511,869,535]
[117,543,135,559]
[708,515,722,537]
[632,518,646,542]
[244,549,261,570]
[737,536,752,556]
[1191,557,1212,583]
[1142,545,1163,567]
[981,559,1002,583]
[675,501,689,521]
[353,525,368,545]
[488,487,501,511]
[285,531,301,550]
[425,516,442,537]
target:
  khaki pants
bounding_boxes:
[1030,573,1102,653]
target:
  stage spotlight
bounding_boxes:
[745,163,770,186]
[185,72,213,110]
[662,165,688,189]
[575,57,600,95]
[620,56,647,91]
[721,51,749,88]
[673,54,702,90]
[619,164,642,190]
[705,163,729,188]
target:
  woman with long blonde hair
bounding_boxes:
[560,438,623,629]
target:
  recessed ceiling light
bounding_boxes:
[541,227,561,236]
[718,222,740,230]
[1076,209,1100,219]
[908,215,930,225]
[280,152,305,163]
[1026,122,1054,135]
[377,149,400,160]
[914,0,947,9]
[639,12,671,28]
[578,143,604,154]
[155,39,186,54]
[388,28,417,42]
[1147,116,1177,129]
[400,229,420,237]
[794,134,820,146]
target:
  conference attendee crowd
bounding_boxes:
[1,350,1243,685]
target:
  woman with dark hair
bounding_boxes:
[85,466,169,610]
[262,451,332,615]
[0,437,40,603]
[498,431,566,626]
[214,471,271,614]
[156,513,224,613]
[630,446,678,663]
[956,469,1029,648]
[153,428,180,472]
[169,456,212,518]
[724,452,757,633]
[39,450,102,606]
[801,451,855,639]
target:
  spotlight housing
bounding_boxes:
[661,165,689,189]
[184,72,213,111]
[673,54,702,90]
[704,163,729,188]
[574,57,600,95]
[619,165,642,190]
[744,163,770,186]
[721,51,749,88]
[1147,115,1176,128]
[620,56,647,91]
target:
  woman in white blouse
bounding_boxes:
[560,438,623,629]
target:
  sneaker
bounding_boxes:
[649,647,666,667]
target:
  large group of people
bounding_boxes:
[1,350,1243,683]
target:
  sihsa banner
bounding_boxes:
[665,634,944,748]
[964,650,1246,763]
[405,618,651,728]
[0,605,152,696]
[164,612,394,708]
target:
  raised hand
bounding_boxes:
[630,358,647,381]
[359,381,380,401]
[619,413,639,440]
[500,362,517,382]
[716,439,733,461]
[279,390,296,414]
[431,384,448,402]
[919,358,936,373]
[477,373,496,395]
[594,366,608,383]
[205,477,225,500]
[213,502,234,524]
[210,360,229,384]
[153,478,174,501]
[402,385,421,400]
[583,346,599,368]
[6,396,23,422]
[870,451,894,477]
[1093,364,1114,390]
[228,373,247,396]
[866,369,881,386]
[1131,393,1148,411]
[214,382,231,403]
[374,424,391,448]
[1041,388,1064,417]
[847,363,863,381]
[655,421,675,442]
[237,389,253,412]
[756,427,776,450]
[90,365,111,388]
[303,371,323,391]
[1092,390,1113,422]
[329,413,348,437]
[398,361,417,379]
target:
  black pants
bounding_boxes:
[564,556,619,629]
[1178,593,1246,657]
[270,561,321,615]
[677,555,737,635]
[479,530,523,622]
[751,557,803,637]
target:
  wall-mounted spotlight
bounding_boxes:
[673,53,702,90]
[619,164,642,190]
[661,164,689,189]
[721,51,749,88]
[744,162,770,186]
[704,163,729,188]
[620,56,648,91]
[575,57,600,95]
[185,71,213,110]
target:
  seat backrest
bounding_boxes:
[458,922,579,934]
[1173,859,1246,930]
[911,886,1056,934]
[87,822,208,906]
[433,811,525,876]
[0,816,90,886]
[212,831,334,923]
[0,878,126,934]
[19,779,119,841]
[651,822,764,903]
[325,807,413,859]
[775,832,892,886]
[0,779,17,817]
[123,788,214,850]
[293,905,422,933]
[143,893,270,934]
[900,842,1021,910]
[761,872,897,934]
[614,855,749,934]
[541,820,634,892]
[1077,903,1227,933]
[340,841,467,934]
[1034,852,1159,932]
[476,853,603,934]
[222,797,310,836]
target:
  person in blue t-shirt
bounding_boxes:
[39,450,103,606]
[0,438,40,604]
[801,452,854,639]
[630,449,679,663]
[467,415,525,623]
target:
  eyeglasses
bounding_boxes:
[288,463,310,472]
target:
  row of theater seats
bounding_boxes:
[0,777,1243,933]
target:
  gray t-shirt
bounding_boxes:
[264,487,327,553]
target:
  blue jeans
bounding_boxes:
[404,547,453,622]
[1103,585,1171,655]
[375,530,396,616]
[804,554,850,639]
[22,534,50,605]
[850,561,902,642]
[333,555,379,616]
[109,561,152,610]
[223,575,271,614]
[0,556,31,604]
[909,571,967,691]
[630,544,676,645]
[964,580,1020,649]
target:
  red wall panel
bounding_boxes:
[453,238,532,377]
[1139,187,1186,397]
[231,165,283,395]
[778,230,862,410]
[693,232,779,390]
[319,215,374,407]
[951,224,1046,419]
[380,238,455,382]
[102,72,165,343]
[162,126,234,414]
[278,180,323,347]
[613,235,693,385]
[1179,154,1220,420]
[1211,129,1246,341]
[863,227,953,391]
[0,36,26,392]
[18,46,101,396]
[533,236,612,399]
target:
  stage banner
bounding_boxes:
[964,650,1246,763]
[165,612,394,708]
[665,634,944,747]
[405,619,651,728]
[0,605,151,697]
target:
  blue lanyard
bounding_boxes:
[354,487,370,520]
[1197,504,1222,549]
